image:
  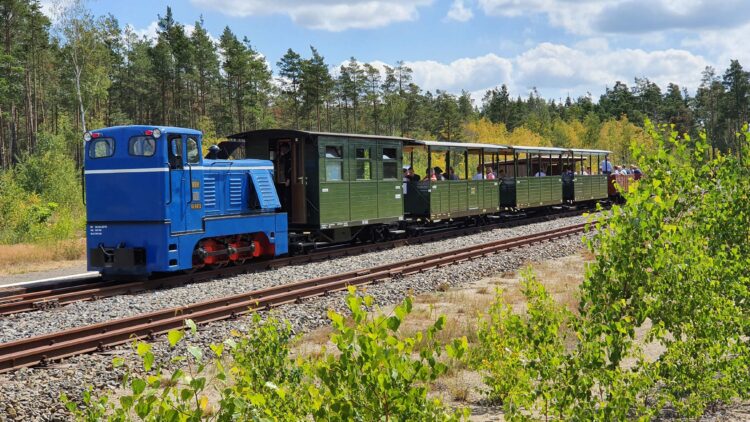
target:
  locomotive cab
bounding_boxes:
[84,126,287,280]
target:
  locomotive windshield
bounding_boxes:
[128,136,156,156]
[88,138,115,159]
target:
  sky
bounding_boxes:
[44,0,748,102]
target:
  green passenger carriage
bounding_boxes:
[231,129,408,243]
[565,149,610,203]
[403,140,510,220]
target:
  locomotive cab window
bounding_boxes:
[128,136,155,157]
[382,147,398,180]
[89,138,115,159]
[324,145,343,181]
[169,136,183,169]
[355,147,371,180]
[187,137,200,164]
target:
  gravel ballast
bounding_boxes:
[0,216,592,344]
[0,216,595,421]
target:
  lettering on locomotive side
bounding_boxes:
[89,225,108,236]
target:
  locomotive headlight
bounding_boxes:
[83,132,92,142]
[152,128,162,138]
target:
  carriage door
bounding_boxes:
[289,139,307,224]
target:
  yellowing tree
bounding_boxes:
[463,118,509,145]
[507,126,549,147]
[597,117,653,165]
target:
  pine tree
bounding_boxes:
[190,17,220,121]
[301,46,332,131]
[277,48,303,128]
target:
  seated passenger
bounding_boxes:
[486,168,496,180]
[472,165,483,180]
[447,167,459,180]
[631,164,642,179]
[534,167,546,177]
[426,168,438,181]
[434,167,445,180]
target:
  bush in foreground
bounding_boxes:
[469,124,750,420]
[63,287,468,421]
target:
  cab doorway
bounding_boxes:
[274,139,307,225]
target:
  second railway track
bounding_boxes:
[0,209,594,317]
[0,222,589,373]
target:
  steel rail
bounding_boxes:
[0,222,589,373]
[0,209,591,316]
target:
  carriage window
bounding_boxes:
[382,147,398,180]
[128,136,155,157]
[89,138,114,159]
[355,147,371,180]
[325,145,343,181]
[187,137,200,164]
[325,146,342,158]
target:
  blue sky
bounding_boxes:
[62,0,750,102]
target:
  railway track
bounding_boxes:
[0,209,593,317]
[0,221,589,373]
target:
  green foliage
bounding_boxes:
[63,290,468,421]
[581,122,750,416]
[311,287,467,420]
[469,123,750,420]
[470,271,568,411]
[0,131,84,243]
[470,271,655,421]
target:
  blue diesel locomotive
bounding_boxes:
[84,126,288,279]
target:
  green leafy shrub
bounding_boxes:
[311,288,467,421]
[0,131,85,244]
[580,125,750,416]
[469,123,750,420]
[63,288,468,421]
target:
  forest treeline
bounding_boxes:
[1,0,749,244]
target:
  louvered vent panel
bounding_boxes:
[203,176,217,209]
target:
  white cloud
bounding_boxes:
[514,43,708,97]
[478,0,606,34]
[127,21,159,41]
[682,22,750,68]
[446,0,473,22]
[477,0,750,35]
[190,0,434,31]
[405,54,514,93]
[125,21,220,45]
[367,42,707,102]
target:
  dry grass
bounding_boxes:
[0,238,86,276]
[292,325,334,360]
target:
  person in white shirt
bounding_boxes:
[534,170,546,177]
[600,159,613,174]
[472,165,483,180]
